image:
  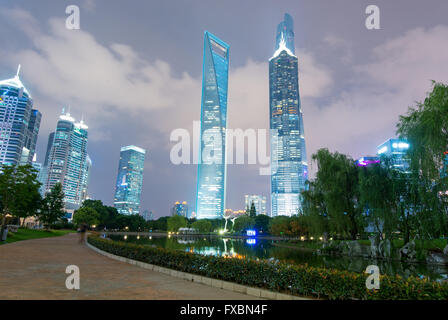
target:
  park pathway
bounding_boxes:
[0,233,261,300]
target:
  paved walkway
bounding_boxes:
[0,233,261,300]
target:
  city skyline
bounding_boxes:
[2,1,448,218]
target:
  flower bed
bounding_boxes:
[87,235,448,300]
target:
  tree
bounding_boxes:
[73,207,100,227]
[249,201,257,218]
[308,149,364,239]
[191,220,212,233]
[38,183,65,229]
[254,214,271,233]
[396,82,448,239]
[269,216,290,236]
[167,215,188,231]
[81,199,119,228]
[1,165,43,239]
[13,165,42,226]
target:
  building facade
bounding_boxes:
[44,111,90,212]
[0,66,41,167]
[355,156,380,167]
[172,201,189,218]
[377,138,410,173]
[269,14,308,217]
[244,195,268,216]
[114,145,146,215]
[196,31,230,220]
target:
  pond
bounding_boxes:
[108,234,448,281]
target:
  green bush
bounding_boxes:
[87,235,448,300]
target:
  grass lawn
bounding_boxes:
[1,228,75,245]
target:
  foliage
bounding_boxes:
[88,235,448,300]
[73,207,100,227]
[191,219,213,233]
[167,215,188,231]
[233,215,255,233]
[396,82,448,240]
[0,165,42,238]
[254,214,271,233]
[269,215,307,237]
[81,200,119,229]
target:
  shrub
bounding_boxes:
[87,235,448,300]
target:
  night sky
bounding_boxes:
[1,0,448,217]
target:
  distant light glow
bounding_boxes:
[246,230,256,237]
[246,238,256,245]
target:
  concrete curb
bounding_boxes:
[86,241,310,300]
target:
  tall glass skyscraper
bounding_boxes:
[269,14,308,217]
[0,66,41,167]
[45,111,90,212]
[114,145,146,215]
[196,31,230,220]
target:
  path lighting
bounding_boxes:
[330,237,333,241]
[137,235,140,240]
[124,235,127,240]
[218,229,225,235]
[300,236,305,241]
[310,237,314,240]
[92,225,96,229]
[319,237,323,241]
[125,226,129,230]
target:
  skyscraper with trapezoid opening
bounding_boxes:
[196,31,230,220]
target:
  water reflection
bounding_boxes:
[109,235,448,281]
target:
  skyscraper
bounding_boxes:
[377,138,410,173]
[0,66,41,167]
[196,31,230,220]
[114,145,146,215]
[172,201,189,218]
[245,195,267,216]
[45,110,90,213]
[269,14,308,217]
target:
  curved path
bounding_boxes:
[0,233,261,300]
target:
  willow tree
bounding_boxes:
[308,148,364,240]
[396,82,448,239]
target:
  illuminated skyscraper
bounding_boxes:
[114,145,146,215]
[45,110,90,213]
[245,195,268,216]
[270,14,308,217]
[196,31,230,220]
[0,66,41,167]
[172,201,189,218]
[377,138,410,173]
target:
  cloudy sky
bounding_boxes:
[1,0,448,217]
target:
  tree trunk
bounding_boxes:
[0,213,6,241]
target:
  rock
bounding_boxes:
[348,241,362,256]
[399,240,416,261]
[426,252,448,265]
[443,245,448,256]
[379,240,392,258]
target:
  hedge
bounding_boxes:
[87,235,448,300]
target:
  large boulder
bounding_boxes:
[399,240,416,261]
[379,239,392,259]
[348,240,362,256]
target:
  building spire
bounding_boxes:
[16,64,21,77]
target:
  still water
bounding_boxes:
[109,234,448,281]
